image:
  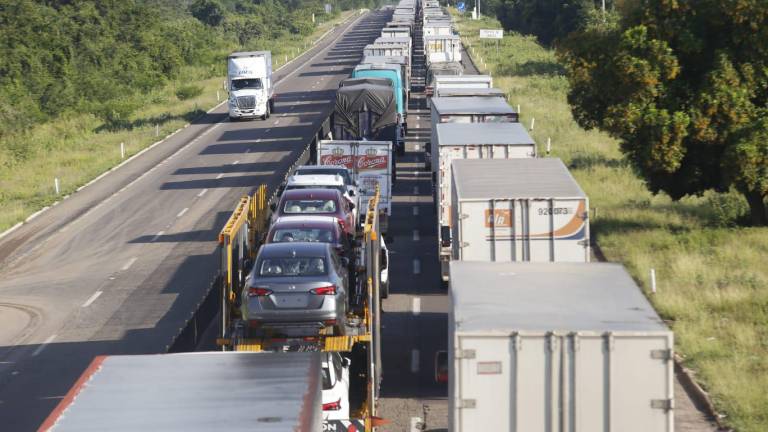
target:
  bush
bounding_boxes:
[175,84,204,101]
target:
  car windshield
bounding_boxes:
[259,257,327,276]
[283,199,336,214]
[231,78,262,90]
[272,228,334,243]
[297,168,353,186]
[286,185,346,195]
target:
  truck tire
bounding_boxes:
[262,103,270,120]
[269,98,276,114]
[380,281,389,299]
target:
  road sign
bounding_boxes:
[457,2,466,12]
[324,3,332,13]
[479,29,503,39]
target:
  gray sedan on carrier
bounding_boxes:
[241,242,349,336]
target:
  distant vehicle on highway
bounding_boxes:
[270,188,357,237]
[322,352,351,421]
[241,242,350,336]
[227,51,274,121]
[266,216,353,261]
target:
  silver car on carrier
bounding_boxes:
[241,242,350,336]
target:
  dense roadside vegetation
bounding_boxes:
[455,10,768,432]
[0,0,378,231]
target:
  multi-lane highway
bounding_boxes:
[0,6,719,431]
[0,10,390,430]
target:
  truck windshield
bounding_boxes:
[231,78,262,91]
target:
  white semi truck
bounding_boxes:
[227,51,274,121]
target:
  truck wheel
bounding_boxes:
[381,282,389,299]
[269,98,276,114]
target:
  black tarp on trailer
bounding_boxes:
[333,83,397,142]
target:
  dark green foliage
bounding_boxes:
[560,0,768,225]
[190,0,226,26]
[176,84,204,100]
[492,0,604,46]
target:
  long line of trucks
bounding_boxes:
[422,11,674,432]
[44,4,676,431]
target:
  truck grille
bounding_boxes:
[236,96,256,109]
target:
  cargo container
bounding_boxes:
[448,158,589,273]
[424,35,462,65]
[40,352,322,432]
[361,55,411,91]
[435,87,506,98]
[430,125,537,277]
[429,96,519,164]
[448,261,674,432]
[433,74,493,91]
[425,62,464,96]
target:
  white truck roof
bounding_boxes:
[436,123,534,147]
[287,174,345,187]
[431,96,515,115]
[40,352,321,431]
[450,261,669,333]
[228,51,271,59]
[452,158,586,200]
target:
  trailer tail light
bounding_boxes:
[311,285,337,295]
[337,218,346,231]
[247,287,273,297]
[323,399,342,411]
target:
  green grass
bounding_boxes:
[0,11,355,232]
[454,12,768,432]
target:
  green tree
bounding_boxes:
[560,0,768,225]
[190,0,226,26]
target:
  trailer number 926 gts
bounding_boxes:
[538,207,572,216]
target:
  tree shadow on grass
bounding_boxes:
[568,153,628,170]
[497,60,566,77]
[95,109,212,133]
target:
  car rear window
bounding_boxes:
[272,228,335,243]
[283,199,336,214]
[259,257,327,276]
[286,185,346,195]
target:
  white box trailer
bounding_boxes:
[449,159,590,271]
[430,96,519,153]
[436,87,506,98]
[381,27,410,39]
[364,43,410,61]
[434,74,493,91]
[424,35,462,64]
[40,352,322,432]
[424,22,453,37]
[431,124,537,278]
[318,140,393,233]
[448,261,674,432]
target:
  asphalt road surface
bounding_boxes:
[0,10,392,431]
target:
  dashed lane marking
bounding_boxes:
[32,335,57,357]
[81,291,103,308]
[121,257,138,271]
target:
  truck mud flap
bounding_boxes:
[323,420,366,431]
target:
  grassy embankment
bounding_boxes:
[0,10,356,233]
[455,12,768,432]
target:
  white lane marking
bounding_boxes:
[413,186,419,194]
[265,128,271,133]
[413,259,421,275]
[152,231,165,242]
[216,173,224,179]
[121,257,138,271]
[281,113,287,117]
[274,120,280,125]
[197,189,208,198]
[413,206,419,216]
[410,349,420,373]
[232,160,240,165]
[32,335,57,357]
[412,297,421,316]
[81,291,103,308]
[176,207,189,218]
[413,229,420,241]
